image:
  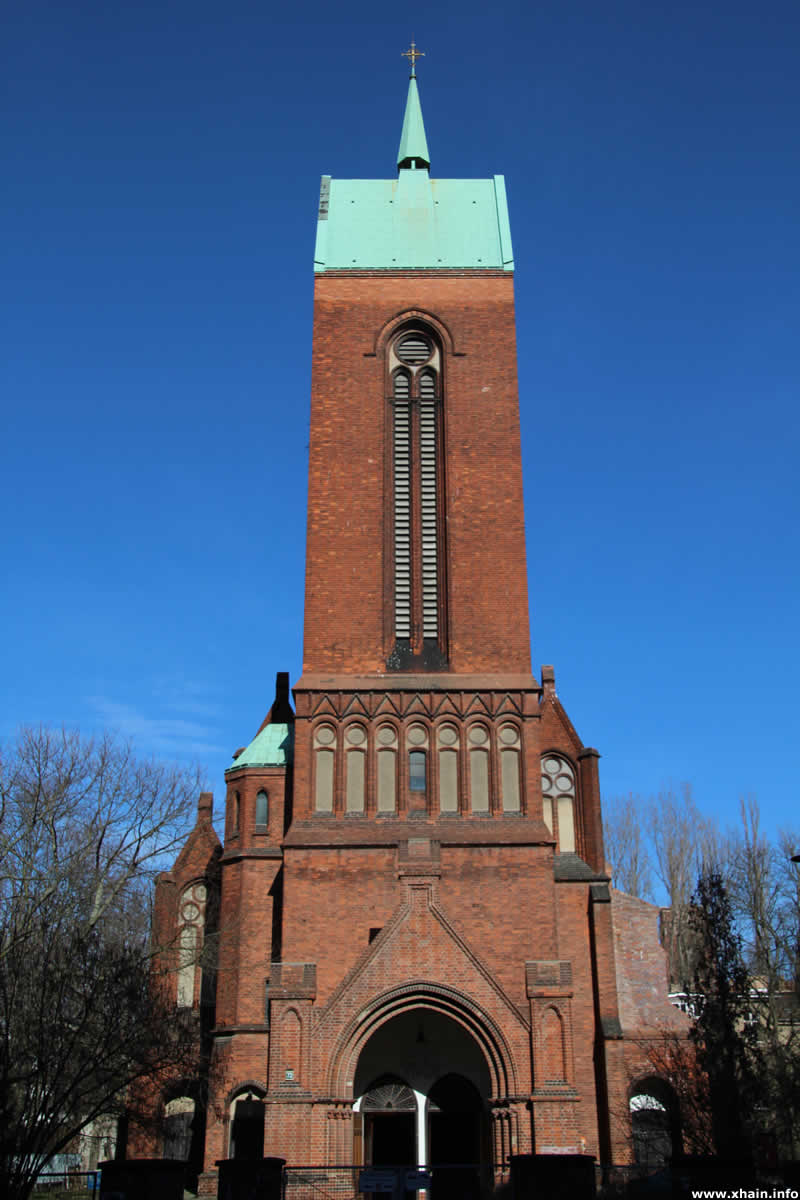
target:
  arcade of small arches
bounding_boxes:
[312,721,578,845]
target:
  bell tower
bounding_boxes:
[301,64,531,680]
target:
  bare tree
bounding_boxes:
[606,786,800,1159]
[602,792,654,900]
[649,784,726,990]
[0,727,204,1200]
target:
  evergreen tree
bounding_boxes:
[689,870,759,1161]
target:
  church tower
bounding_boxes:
[279,56,614,1170]
[296,61,605,854]
[140,54,690,1192]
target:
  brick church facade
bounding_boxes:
[134,64,687,1190]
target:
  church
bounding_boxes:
[133,54,687,1194]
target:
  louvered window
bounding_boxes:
[418,371,438,640]
[388,327,447,669]
[395,333,431,364]
[393,371,412,640]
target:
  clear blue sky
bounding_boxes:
[3,0,798,845]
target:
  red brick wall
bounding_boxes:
[611,889,690,1036]
[303,272,531,675]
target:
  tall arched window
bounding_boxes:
[541,754,576,852]
[314,725,336,813]
[499,724,521,812]
[387,328,447,670]
[437,724,459,813]
[376,724,398,813]
[406,724,429,812]
[177,882,207,1008]
[468,724,490,813]
[345,724,367,812]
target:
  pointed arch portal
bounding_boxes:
[350,1008,491,1195]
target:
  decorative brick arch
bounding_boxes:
[327,980,519,1101]
[373,309,457,359]
[224,1079,267,1106]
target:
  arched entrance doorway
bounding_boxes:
[630,1078,680,1168]
[360,1077,417,1169]
[352,1008,490,1192]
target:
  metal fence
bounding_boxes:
[34,1172,100,1193]
[282,1164,489,1199]
[281,1162,671,1200]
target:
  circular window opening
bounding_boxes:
[396,334,431,364]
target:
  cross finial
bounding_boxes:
[401,38,425,77]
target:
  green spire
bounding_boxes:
[397,73,430,171]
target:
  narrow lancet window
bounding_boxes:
[345,724,366,812]
[499,724,521,812]
[387,328,446,669]
[437,724,459,812]
[376,725,398,813]
[468,725,490,812]
[314,725,336,813]
[409,750,426,792]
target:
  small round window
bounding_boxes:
[395,334,431,364]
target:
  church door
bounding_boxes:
[362,1079,417,1168]
[428,1075,484,1200]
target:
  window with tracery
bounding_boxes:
[376,724,398,813]
[361,1079,416,1111]
[541,754,576,852]
[177,882,207,1008]
[387,328,447,670]
[499,724,521,812]
[437,724,459,812]
[345,724,367,812]
[468,724,490,813]
[314,724,336,812]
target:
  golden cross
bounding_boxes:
[401,39,425,75]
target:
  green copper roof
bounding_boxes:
[314,69,512,273]
[227,723,293,770]
[314,172,513,272]
[397,75,430,169]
